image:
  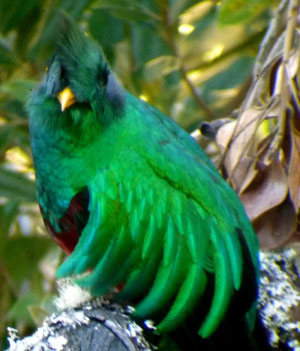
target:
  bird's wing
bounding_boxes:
[56,101,259,338]
[136,117,259,337]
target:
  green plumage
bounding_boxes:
[27,14,260,347]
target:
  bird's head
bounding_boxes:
[27,13,125,142]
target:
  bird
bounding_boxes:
[27,14,266,350]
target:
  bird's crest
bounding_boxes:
[51,12,125,117]
[55,12,109,101]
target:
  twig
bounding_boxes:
[254,0,289,76]
[265,0,299,160]
[159,4,217,121]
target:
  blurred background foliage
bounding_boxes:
[0,0,278,348]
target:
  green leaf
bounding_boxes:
[28,0,93,60]
[219,0,274,25]
[168,0,208,24]
[203,55,254,92]
[0,127,31,161]
[7,293,40,326]
[144,56,180,80]
[88,9,124,61]
[1,236,52,287]
[0,0,39,34]
[0,201,19,243]
[202,55,254,111]
[0,41,18,66]
[130,23,170,69]
[15,5,41,59]
[0,125,12,157]
[93,0,160,23]
[0,79,37,103]
[0,165,36,202]
[28,305,50,325]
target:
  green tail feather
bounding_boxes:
[78,225,133,294]
[134,242,186,318]
[163,216,178,266]
[157,263,207,333]
[198,226,234,338]
[116,248,162,301]
[223,228,243,290]
[142,214,160,259]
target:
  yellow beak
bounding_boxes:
[57,86,76,111]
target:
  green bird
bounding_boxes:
[27,15,265,350]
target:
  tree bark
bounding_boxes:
[7,299,153,351]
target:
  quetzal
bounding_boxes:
[27,14,265,350]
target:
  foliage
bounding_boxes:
[216,0,300,249]
[0,0,277,349]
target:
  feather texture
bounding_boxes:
[27,14,261,348]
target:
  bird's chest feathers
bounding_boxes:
[32,137,95,221]
[32,110,132,228]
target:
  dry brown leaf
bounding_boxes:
[285,215,300,244]
[236,159,259,195]
[240,161,288,221]
[288,126,300,213]
[217,109,260,167]
[215,119,236,150]
[216,108,264,192]
[254,197,297,249]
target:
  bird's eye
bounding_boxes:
[59,66,69,87]
[97,65,109,87]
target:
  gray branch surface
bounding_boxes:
[259,247,300,350]
[6,247,300,351]
[7,299,153,351]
